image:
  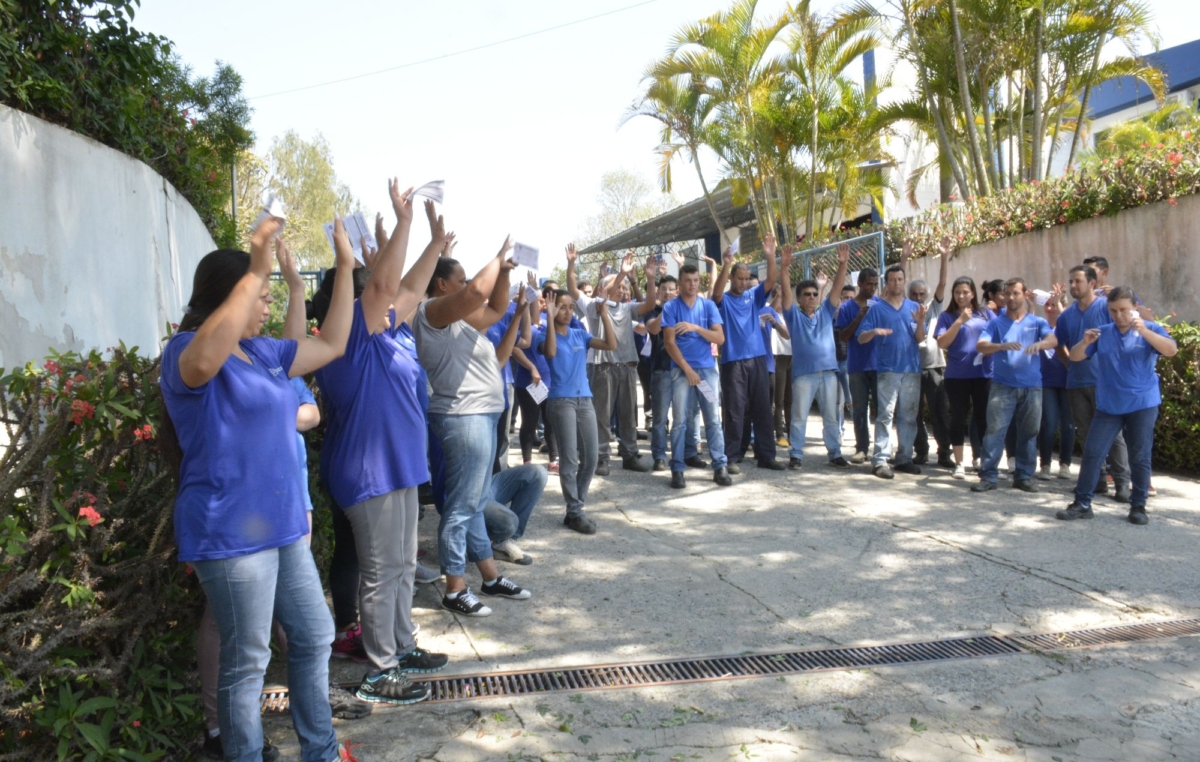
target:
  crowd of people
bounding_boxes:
[160,181,1177,762]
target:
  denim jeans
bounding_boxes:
[429,412,500,576]
[651,369,699,462]
[192,540,337,762]
[1074,406,1157,509]
[669,365,728,472]
[836,360,850,433]
[979,383,1042,483]
[546,396,599,516]
[873,372,920,468]
[485,464,547,543]
[789,370,843,462]
[1039,386,1075,467]
[1068,386,1131,490]
[848,371,878,455]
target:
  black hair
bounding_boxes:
[1069,264,1098,284]
[946,276,980,315]
[577,281,593,291]
[680,264,700,277]
[426,258,461,297]
[312,266,372,328]
[731,262,751,277]
[1083,255,1109,271]
[840,283,857,293]
[552,289,572,304]
[658,275,678,287]
[982,279,1005,298]
[857,267,878,285]
[795,279,819,296]
[1003,277,1027,292]
[1108,285,1136,303]
[883,264,906,281]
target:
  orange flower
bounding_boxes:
[78,505,102,527]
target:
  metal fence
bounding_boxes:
[752,231,886,289]
[269,270,326,297]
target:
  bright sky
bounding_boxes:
[136,0,1200,273]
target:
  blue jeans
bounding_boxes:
[873,372,920,468]
[836,360,850,433]
[429,412,500,576]
[790,370,843,462]
[669,365,727,472]
[1074,406,1157,509]
[979,383,1042,483]
[651,368,699,462]
[1039,386,1075,467]
[485,464,547,543]
[848,371,878,455]
[192,540,337,762]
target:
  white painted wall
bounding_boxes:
[0,104,216,369]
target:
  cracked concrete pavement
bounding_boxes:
[266,414,1200,761]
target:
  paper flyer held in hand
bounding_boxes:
[527,381,549,404]
[323,212,376,265]
[513,243,540,271]
[252,193,287,235]
[697,379,718,405]
[411,180,445,204]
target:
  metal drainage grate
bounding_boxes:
[259,617,1200,714]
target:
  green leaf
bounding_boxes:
[75,722,109,753]
[76,696,119,717]
[909,717,926,733]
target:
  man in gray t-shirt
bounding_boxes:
[566,247,658,474]
[905,239,952,467]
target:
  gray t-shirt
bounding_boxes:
[586,300,641,365]
[917,298,946,370]
[413,301,505,416]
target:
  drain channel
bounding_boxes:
[261,617,1200,714]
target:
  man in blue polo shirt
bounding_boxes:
[781,242,851,469]
[856,264,926,479]
[971,278,1058,492]
[663,264,732,489]
[1054,264,1131,502]
[712,234,785,472]
[836,269,880,463]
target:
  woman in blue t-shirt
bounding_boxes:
[543,288,617,535]
[934,277,994,479]
[159,217,356,762]
[1057,287,1177,525]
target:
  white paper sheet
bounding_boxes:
[411,180,445,204]
[527,381,549,404]
[697,379,718,404]
[513,243,540,270]
[640,336,652,357]
[252,193,287,235]
[729,235,740,256]
[323,212,376,265]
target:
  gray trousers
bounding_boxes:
[547,397,599,516]
[1068,386,1130,489]
[343,487,418,674]
[591,362,641,464]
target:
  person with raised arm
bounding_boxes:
[969,279,1058,493]
[1055,286,1175,524]
[542,283,619,533]
[160,214,357,762]
[662,264,732,488]
[711,234,785,471]
[512,276,558,470]
[835,268,880,463]
[935,276,995,479]
[903,239,953,469]
[313,180,452,706]
[415,235,532,619]
[1037,285,1075,481]
[781,243,850,470]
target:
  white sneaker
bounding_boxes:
[850,451,867,464]
[971,458,981,473]
[1037,464,1053,481]
[1058,463,1074,480]
[952,463,966,480]
[492,539,533,566]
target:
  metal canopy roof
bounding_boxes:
[1089,38,1200,119]
[578,183,755,255]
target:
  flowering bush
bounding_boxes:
[0,346,202,761]
[1156,321,1200,474]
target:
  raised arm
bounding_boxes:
[934,237,951,303]
[761,233,779,295]
[1134,316,1178,357]
[588,300,619,352]
[711,249,733,305]
[424,238,515,329]
[780,245,795,312]
[495,288,529,366]
[830,243,850,306]
[565,243,581,300]
[290,218,359,376]
[392,201,450,324]
[637,256,658,316]
[360,179,415,325]
[277,237,307,341]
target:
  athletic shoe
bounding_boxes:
[355,668,429,705]
[970,480,996,492]
[564,512,597,534]
[972,458,981,472]
[670,471,686,489]
[202,734,280,761]
[481,576,531,600]
[1148,483,1158,497]
[1095,476,1109,495]
[685,456,710,469]
[713,467,733,486]
[726,462,741,475]
[395,647,449,674]
[1037,465,1054,481]
[492,539,533,565]
[850,451,867,464]
[1055,502,1093,521]
[757,459,787,471]
[912,453,928,466]
[1013,479,1039,493]
[936,455,957,469]
[441,589,491,617]
[1113,484,1132,504]
[1058,463,1073,480]
[952,463,966,480]
[412,622,420,637]
[788,458,803,470]
[329,684,373,720]
[652,458,668,472]
[894,463,921,475]
[332,625,368,663]
[414,564,442,584]
[547,461,559,474]
[829,457,850,468]
[594,462,610,477]
[623,455,653,472]
[776,436,789,448]
[873,465,894,480]
[1128,506,1149,525]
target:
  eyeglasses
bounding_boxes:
[800,291,819,298]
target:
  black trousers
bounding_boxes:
[915,367,952,460]
[328,504,359,630]
[515,386,558,463]
[945,376,988,454]
[637,355,653,426]
[720,355,776,464]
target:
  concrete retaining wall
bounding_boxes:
[0,104,216,369]
[904,192,1200,321]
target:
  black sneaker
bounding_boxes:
[788,458,803,470]
[652,458,668,472]
[970,480,996,492]
[623,455,653,472]
[1113,484,1132,503]
[895,462,921,475]
[1128,506,1149,525]
[201,734,280,761]
[594,462,610,476]
[684,456,709,469]
[757,459,787,471]
[874,465,894,480]
[937,455,957,469]
[1013,479,1038,493]
[913,453,928,465]
[1095,476,1109,495]
[356,668,430,705]
[670,471,687,489]
[481,576,532,600]
[564,512,597,534]
[726,462,741,475]
[713,467,733,486]
[829,457,850,468]
[1055,502,1094,521]
[441,588,492,617]
[329,684,373,719]
[396,647,449,673]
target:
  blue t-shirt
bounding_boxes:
[486,303,517,393]
[315,301,431,509]
[395,322,428,414]
[1088,322,1168,415]
[514,324,553,388]
[980,313,1053,389]
[786,299,839,376]
[289,377,316,513]
[759,306,781,374]
[662,296,723,370]
[545,326,594,399]
[1040,349,1068,389]
[717,284,768,362]
[856,298,922,374]
[834,299,878,373]
[1054,297,1110,389]
[935,309,994,380]
[161,332,306,563]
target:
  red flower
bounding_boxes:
[1061,201,1070,209]
[1168,198,1178,206]
[134,424,154,442]
[1058,215,1066,223]
[1167,151,1183,166]
[1024,221,1034,230]
[310,327,321,337]
[70,399,95,425]
[44,360,60,375]
[132,721,141,728]
[78,505,102,527]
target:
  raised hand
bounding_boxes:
[442,232,457,258]
[250,217,282,275]
[913,302,928,325]
[389,178,415,223]
[620,251,636,275]
[644,254,657,279]
[657,258,668,276]
[515,282,528,309]
[275,237,302,288]
[428,209,447,247]
[424,199,440,238]
[763,232,777,257]
[500,257,518,272]
[837,242,850,265]
[565,243,578,265]
[1083,328,1101,345]
[527,270,538,289]
[670,250,686,268]
[372,213,390,259]
[780,244,794,270]
[331,218,357,270]
[1135,304,1155,322]
[498,236,516,261]
[938,236,954,257]
[816,271,828,290]
[902,240,913,261]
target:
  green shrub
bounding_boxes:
[1155,321,1200,475]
